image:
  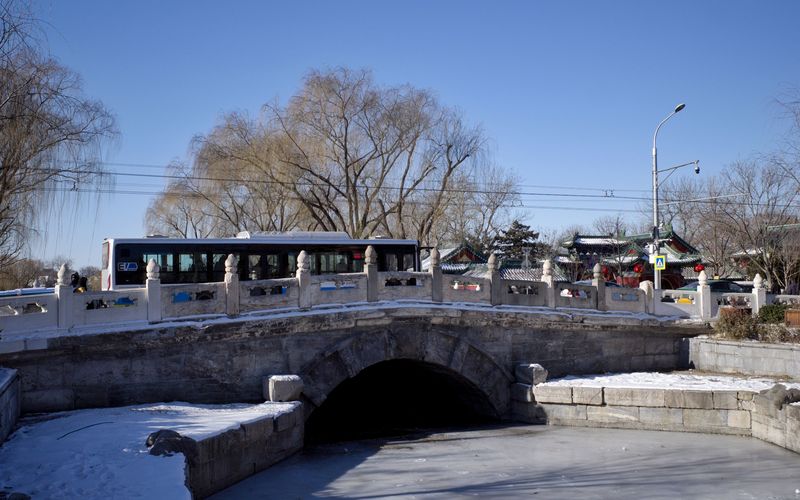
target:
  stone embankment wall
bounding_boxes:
[689,337,800,379]
[513,381,800,455]
[184,404,303,499]
[0,367,20,443]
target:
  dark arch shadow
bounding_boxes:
[305,359,500,444]
[298,328,513,423]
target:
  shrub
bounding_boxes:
[758,304,788,324]
[713,310,760,340]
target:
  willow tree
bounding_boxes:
[0,0,116,269]
[152,67,516,246]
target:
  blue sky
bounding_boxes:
[30,0,800,268]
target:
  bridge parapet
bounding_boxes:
[0,250,783,336]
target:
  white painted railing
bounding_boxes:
[0,251,786,335]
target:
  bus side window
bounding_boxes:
[248,255,261,280]
[178,253,207,283]
[384,253,399,272]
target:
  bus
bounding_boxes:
[101,232,420,290]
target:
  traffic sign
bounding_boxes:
[654,255,666,271]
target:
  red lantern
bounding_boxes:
[633,263,643,273]
[694,263,705,273]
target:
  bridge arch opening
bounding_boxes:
[305,359,500,444]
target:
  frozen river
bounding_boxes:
[212,424,800,499]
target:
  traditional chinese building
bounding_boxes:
[561,228,703,289]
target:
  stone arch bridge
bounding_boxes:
[0,303,702,419]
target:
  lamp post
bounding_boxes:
[652,103,685,290]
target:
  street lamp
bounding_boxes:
[652,103,686,290]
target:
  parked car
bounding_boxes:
[560,280,621,298]
[676,280,744,293]
[573,280,621,287]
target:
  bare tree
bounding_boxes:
[0,0,116,268]
[590,214,636,280]
[154,68,501,247]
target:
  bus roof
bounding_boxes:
[104,235,418,247]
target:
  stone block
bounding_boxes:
[727,410,751,429]
[786,413,800,453]
[713,391,739,410]
[540,403,587,421]
[683,408,727,428]
[275,408,299,432]
[511,401,546,423]
[0,340,25,354]
[265,375,303,402]
[587,405,639,423]
[737,391,754,401]
[604,387,665,407]
[241,416,274,439]
[514,363,548,385]
[572,386,603,406]
[511,383,534,403]
[533,385,572,404]
[751,420,786,447]
[639,407,683,427]
[739,400,755,411]
[665,390,713,409]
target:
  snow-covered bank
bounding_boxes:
[540,371,800,392]
[0,401,297,499]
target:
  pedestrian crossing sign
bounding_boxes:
[654,255,666,271]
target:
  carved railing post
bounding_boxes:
[224,254,240,317]
[55,263,73,329]
[429,247,442,303]
[146,259,162,322]
[592,263,606,311]
[488,253,501,306]
[365,245,378,302]
[296,250,312,310]
[639,280,654,314]
[752,273,766,317]
[541,259,556,308]
[697,270,712,320]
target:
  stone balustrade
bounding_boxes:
[0,254,793,335]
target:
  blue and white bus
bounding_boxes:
[101,232,420,290]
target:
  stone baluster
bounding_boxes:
[697,270,712,320]
[296,250,311,310]
[55,264,73,329]
[541,259,556,308]
[429,247,442,303]
[224,254,240,317]
[365,245,378,302]
[488,253,501,306]
[752,273,766,317]
[146,259,162,322]
[592,263,606,311]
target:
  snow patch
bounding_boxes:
[540,372,800,392]
[0,401,298,499]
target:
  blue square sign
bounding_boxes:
[654,255,666,271]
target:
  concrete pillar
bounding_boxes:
[224,254,239,317]
[697,270,712,320]
[592,263,606,311]
[752,273,766,317]
[365,245,378,302]
[145,259,162,322]
[296,250,312,310]
[55,263,73,329]
[488,253,502,305]
[541,259,556,308]
[429,247,442,303]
